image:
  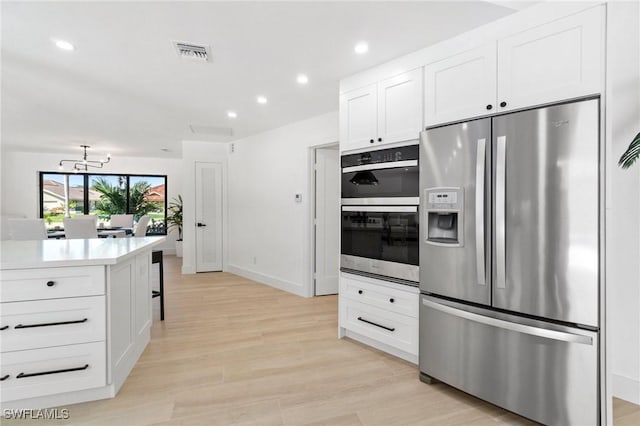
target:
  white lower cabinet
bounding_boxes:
[0,252,153,406]
[339,273,418,363]
[0,342,106,402]
[0,296,105,352]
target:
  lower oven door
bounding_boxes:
[341,205,419,282]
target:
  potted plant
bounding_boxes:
[618,131,640,169]
[167,195,183,257]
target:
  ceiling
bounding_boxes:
[1,1,525,159]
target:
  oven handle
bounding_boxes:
[341,206,418,213]
[342,160,418,174]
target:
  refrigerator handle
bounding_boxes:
[496,136,507,289]
[475,138,486,286]
[422,298,593,345]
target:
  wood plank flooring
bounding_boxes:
[4,255,639,425]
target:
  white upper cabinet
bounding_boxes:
[377,68,423,144]
[497,6,603,112]
[340,69,423,152]
[424,44,497,126]
[339,84,377,152]
[421,6,603,126]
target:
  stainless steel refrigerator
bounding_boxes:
[418,98,602,425]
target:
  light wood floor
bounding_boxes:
[5,256,639,425]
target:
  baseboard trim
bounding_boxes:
[226,264,307,297]
[342,329,418,365]
[613,373,640,404]
[181,264,196,274]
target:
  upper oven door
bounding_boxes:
[341,205,419,266]
[341,145,419,204]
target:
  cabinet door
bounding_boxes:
[339,84,377,151]
[424,44,497,126]
[377,68,423,144]
[497,6,603,112]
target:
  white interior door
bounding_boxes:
[315,147,339,296]
[195,162,223,272]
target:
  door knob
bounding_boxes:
[486,104,493,110]
[197,223,207,227]
[500,101,507,107]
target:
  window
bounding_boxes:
[39,172,167,235]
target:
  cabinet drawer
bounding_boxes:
[340,298,418,356]
[340,273,418,318]
[0,296,105,352]
[0,341,106,402]
[0,266,105,302]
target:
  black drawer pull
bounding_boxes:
[389,298,395,303]
[14,318,88,329]
[0,374,9,381]
[46,281,55,287]
[16,364,89,379]
[0,325,8,331]
[357,316,395,332]
[358,290,363,295]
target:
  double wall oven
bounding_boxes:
[341,145,419,283]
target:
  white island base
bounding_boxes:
[0,237,165,409]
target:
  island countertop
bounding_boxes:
[0,237,165,269]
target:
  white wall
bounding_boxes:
[606,0,640,405]
[226,111,338,297]
[0,149,182,253]
[180,140,228,274]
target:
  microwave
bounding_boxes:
[340,205,419,283]
[341,145,419,205]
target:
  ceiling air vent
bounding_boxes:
[173,41,211,62]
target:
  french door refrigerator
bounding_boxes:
[419,98,601,425]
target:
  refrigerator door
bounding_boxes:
[492,99,599,327]
[420,295,599,426]
[419,119,491,305]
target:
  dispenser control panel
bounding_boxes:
[426,189,462,211]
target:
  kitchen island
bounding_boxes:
[0,237,165,409]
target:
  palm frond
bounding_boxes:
[619,131,640,169]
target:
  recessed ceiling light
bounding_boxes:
[354,42,369,54]
[54,39,75,51]
[296,74,309,85]
[257,96,268,105]
[227,111,237,118]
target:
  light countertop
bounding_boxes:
[0,237,166,269]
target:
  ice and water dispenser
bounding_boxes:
[425,187,464,247]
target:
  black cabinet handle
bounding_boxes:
[196,222,207,227]
[500,101,507,107]
[0,374,9,381]
[14,318,88,329]
[486,104,493,110]
[377,138,382,142]
[369,139,374,144]
[357,316,395,332]
[389,298,395,303]
[16,364,89,379]
[358,290,363,295]
[0,325,8,331]
[46,281,55,287]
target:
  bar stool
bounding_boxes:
[151,250,164,321]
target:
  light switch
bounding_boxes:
[295,193,302,203]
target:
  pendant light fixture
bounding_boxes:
[58,145,111,172]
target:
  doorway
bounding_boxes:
[312,144,340,295]
[195,162,223,272]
